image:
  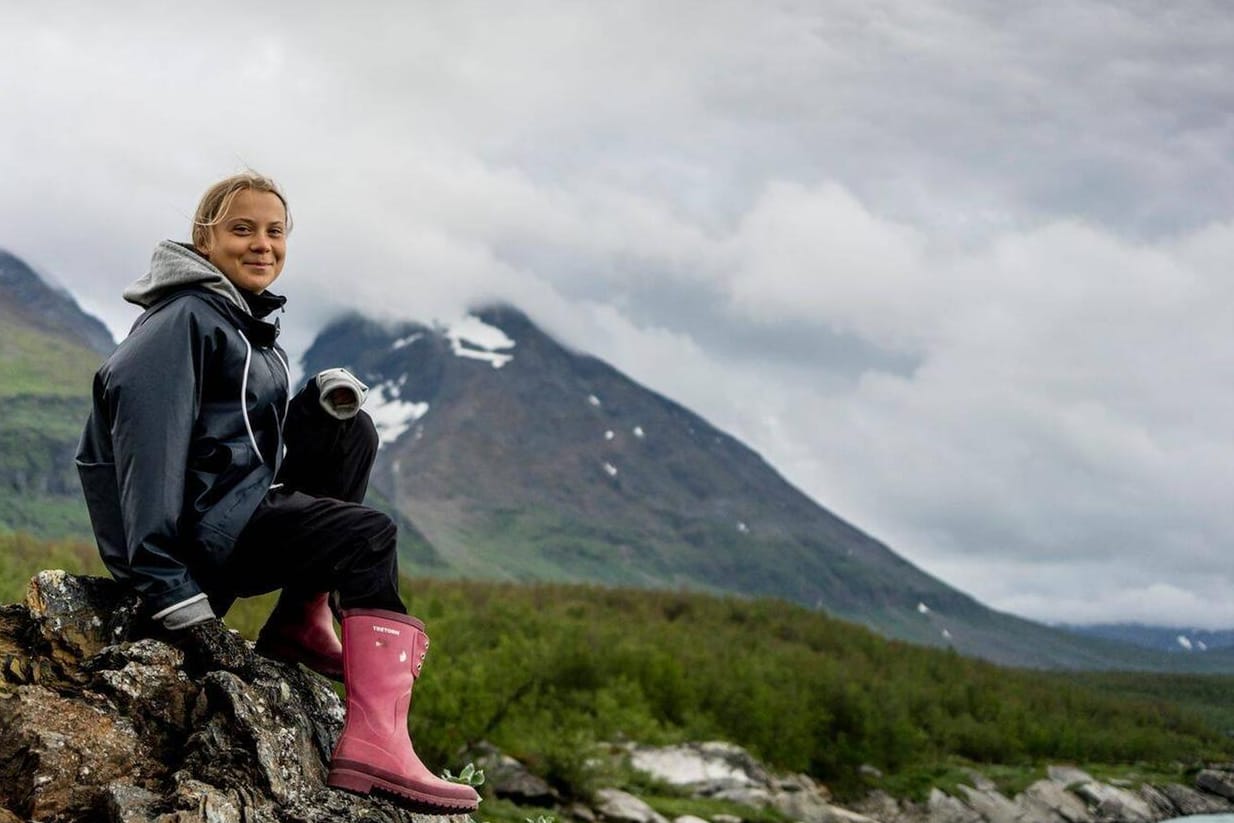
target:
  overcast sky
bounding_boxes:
[4,1,1234,628]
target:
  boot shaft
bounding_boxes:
[340,609,429,738]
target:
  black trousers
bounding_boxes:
[213,379,406,615]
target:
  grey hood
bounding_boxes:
[124,240,251,314]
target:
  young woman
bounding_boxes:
[75,172,479,813]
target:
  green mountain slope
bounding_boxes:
[0,250,112,538]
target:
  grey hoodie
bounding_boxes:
[123,240,252,314]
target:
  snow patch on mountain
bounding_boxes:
[918,602,931,615]
[367,382,429,446]
[391,332,424,350]
[603,462,619,477]
[447,316,515,368]
[633,425,645,438]
[1177,635,1193,651]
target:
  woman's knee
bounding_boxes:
[356,507,397,548]
[350,410,380,455]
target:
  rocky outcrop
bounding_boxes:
[626,741,1234,823]
[0,571,466,822]
[847,765,1234,823]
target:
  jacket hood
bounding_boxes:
[124,241,254,314]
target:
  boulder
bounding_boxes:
[625,742,770,794]
[1016,779,1093,823]
[1070,780,1154,822]
[956,785,1019,823]
[926,788,984,823]
[1047,766,1095,787]
[594,788,669,823]
[1196,769,1234,800]
[1159,781,1233,816]
[0,571,469,823]
[471,741,559,806]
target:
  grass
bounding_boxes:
[0,321,101,399]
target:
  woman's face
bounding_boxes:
[201,189,287,293]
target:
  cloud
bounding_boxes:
[3,1,1234,626]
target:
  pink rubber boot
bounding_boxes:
[255,591,344,681]
[326,609,480,813]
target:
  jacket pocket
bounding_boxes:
[186,438,255,516]
[192,465,274,565]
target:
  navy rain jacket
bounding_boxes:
[75,241,290,615]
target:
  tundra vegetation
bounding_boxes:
[2,531,1232,805]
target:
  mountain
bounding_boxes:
[0,248,113,538]
[0,250,114,358]
[1063,623,1234,654]
[303,305,1229,671]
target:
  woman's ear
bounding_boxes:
[195,235,213,258]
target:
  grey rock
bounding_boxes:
[104,782,163,823]
[567,803,599,822]
[926,788,983,823]
[472,741,560,805]
[0,684,156,820]
[710,815,743,823]
[769,783,879,823]
[626,742,771,794]
[672,816,710,823]
[1137,784,1177,819]
[852,789,905,822]
[1017,779,1093,823]
[25,570,141,683]
[1161,781,1233,815]
[1197,769,1234,800]
[956,785,1019,823]
[1047,766,1095,787]
[709,786,773,807]
[594,788,670,823]
[1071,781,1154,823]
[778,772,831,800]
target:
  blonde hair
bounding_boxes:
[191,171,292,250]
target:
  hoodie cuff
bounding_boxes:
[315,368,369,420]
[152,593,216,630]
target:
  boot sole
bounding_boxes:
[328,765,479,813]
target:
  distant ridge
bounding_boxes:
[1063,623,1234,654]
[0,249,115,356]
